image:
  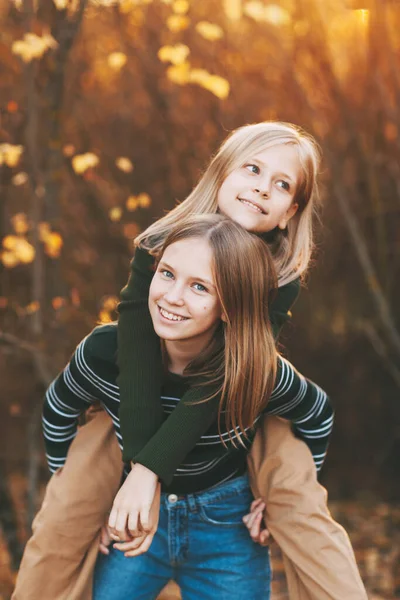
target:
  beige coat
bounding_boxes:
[13,408,367,600]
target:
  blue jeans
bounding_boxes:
[93,474,271,599]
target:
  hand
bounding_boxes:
[113,482,161,557]
[242,498,270,546]
[108,463,159,541]
[99,523,112,555]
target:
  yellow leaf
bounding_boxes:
[115,157,134,173]
[12,172,28,186]
[244,2,290,25]
[264,4,291,25]
[25,301,40,314]
[243,1,265,21]
[39,222,51,241]
[108,52,127,71]
[189,70,230,99]
[2,235,19,250]
[72,152,99,174]
[138,193,151,208]
[53,0,68,8]
[126,195,140,211]
[44,232,63,258]
[12,32,57,63]
[172,0,189,14]
[195,21,224,41]
[189,68,210,85]
[0,144,24,168]
[167,62,191,85]
[158,44,190,66]
[167,14,190,32]
[52,296,66,310]
[11,213,29,235]
[1,251,19,268]
[14,239,35,264]
[109,207,123,222]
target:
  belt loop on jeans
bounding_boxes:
[187,493,197,512]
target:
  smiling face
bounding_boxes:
[149,237,223,365]
[217,143,302,233]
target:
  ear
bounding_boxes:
[221,312,228,323]
[278,202,299,230]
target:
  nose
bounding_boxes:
[254,187,269,198]
[254,174,271,198]
[164,282,185,306]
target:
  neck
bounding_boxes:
[164,336,212,375]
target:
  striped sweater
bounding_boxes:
[43,323,334,494]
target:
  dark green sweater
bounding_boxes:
[117,246,301,468]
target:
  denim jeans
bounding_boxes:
[93,473,271,600]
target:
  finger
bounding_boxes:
[250,512,263,540]
[127,510,141,538]
[123,532,155,558]
[114,510,130,540]
[113,533,147,553]
[98,543,110,556]
[259,529,271,546]
[100,527,112,547]
[138,506,152,533]
[245,509,260,531]
[108,507,118,530]
[250,498,264,512]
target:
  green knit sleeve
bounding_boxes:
[133,279,302,483]
[117,247,164,462]
[270,277,301,338]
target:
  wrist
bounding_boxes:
[131,462,158,480]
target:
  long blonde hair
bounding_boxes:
[137,121,321,286]
[156,214,277,445]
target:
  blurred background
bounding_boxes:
[0,0,399,598]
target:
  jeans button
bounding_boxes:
[168,494,178,504]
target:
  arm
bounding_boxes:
[117,247,164,462]
[265,356,334,472]
[42,340,97,472]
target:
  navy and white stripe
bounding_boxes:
[43,324,334,491]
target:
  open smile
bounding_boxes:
[158,305,189,322]
[237,197,266,214]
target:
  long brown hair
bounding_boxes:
[156,214,277,445]
[138,121,321,286]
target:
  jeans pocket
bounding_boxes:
[198,492,252,527]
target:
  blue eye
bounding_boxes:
[160,269,174,279]
[193,283,207,293]
[245,164,260,175]
[277,180,290,191]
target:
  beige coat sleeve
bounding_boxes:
[247,415,368,600]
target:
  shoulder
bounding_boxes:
[80,323,118,366]
[276,277,301,305]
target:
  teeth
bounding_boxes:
[159,307,186,322]
[239,199,263,213]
